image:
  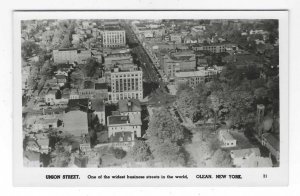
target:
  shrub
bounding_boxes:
[113,148,126,159]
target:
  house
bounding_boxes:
[43,79,60,90]
[262,133,280,162]
[230,148,262,167]
[109,131,135,150]
[29,116,59,132]
[54,74,68,87]
[107,113,142,140]
[218,129,237,148]
[35,133,51,154]
[45,89,60,105]
[255,39,265,45]
[70,89,80,100]
[79,135,91,153]
[239,154,273,167]
[118,99,142,116]
[90,99,106,125]
[26,139,40,153]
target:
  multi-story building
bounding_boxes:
[70,89,80,100]
[193,44,227,53]
[53,49,92,64]
[162,51,196,78]
[104,53,133,69]
[174,66,223,88]
[102,27,126,48]
[109,66,143,102]
[174,70,206,88]
[107,113,142,140]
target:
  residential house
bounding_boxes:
[218,129,237,148]
[30,117,59,132]
[109,131,135,151]
[34,133,51,154]
[54,74,67,87]
[230,148,268,167]
[45,89,60,105]
[26,139,40,153]
[70,89,80,100]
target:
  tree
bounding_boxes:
[146,107,188,166]
[82,58,100,77]
[70,70,84,88]
[112,148,126,159]
[151,141,186,167]
[60,33,71,48]
[50,143,71,167]
[130,140,152,162]
[210,149,232,167]
[21,41,40,59]
[37,77,47,92]
[147,107,185,145]
[176,89,198,120]
[40,61,54,78]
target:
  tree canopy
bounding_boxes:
[146,107,188,166]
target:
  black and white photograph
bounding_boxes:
[12,10,289,186]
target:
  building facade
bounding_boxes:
[53,49,92,64]
[174,70,206,88]
[162,52,196,78]
[107,114,142,140]
[102,29,126,48]
[109,67,143,102]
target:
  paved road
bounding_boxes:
[125,24,168,94]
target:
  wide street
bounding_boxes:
[124,23,168,96]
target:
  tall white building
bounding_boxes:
[109,66,143,102]
[102,28,126,48]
